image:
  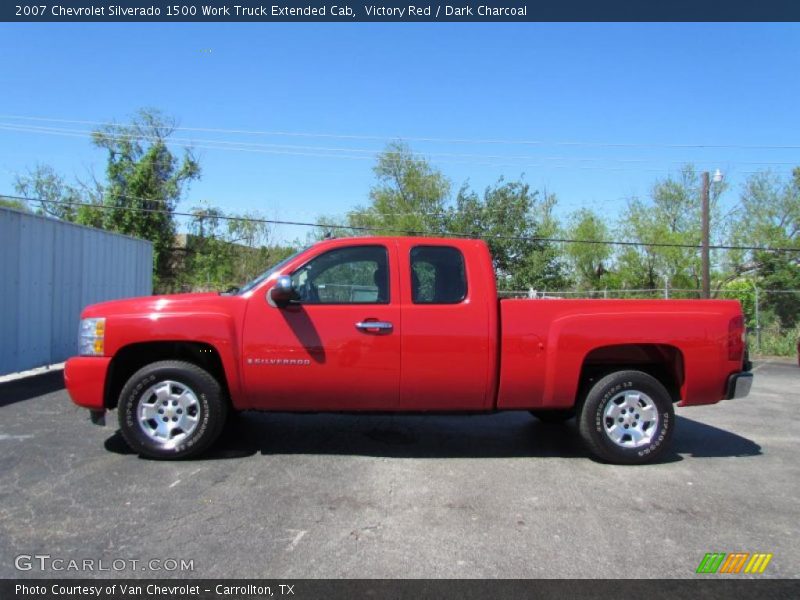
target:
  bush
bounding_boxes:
[749,327,799,358]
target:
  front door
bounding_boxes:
[242,243,401,410]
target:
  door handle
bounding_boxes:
[355,321,393,333]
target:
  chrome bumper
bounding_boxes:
[726,372,753,400]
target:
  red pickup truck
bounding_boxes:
[65,236,752,464]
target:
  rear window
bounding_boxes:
[410,246,467,304]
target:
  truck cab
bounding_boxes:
[240,237,497,412]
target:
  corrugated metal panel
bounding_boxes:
[0,210,22,375]
[0,207,153,375]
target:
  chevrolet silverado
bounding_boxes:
[65,236,752,464]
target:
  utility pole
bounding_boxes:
[754,284,761,352]
[700,169,723,300]
[701,171,710,299]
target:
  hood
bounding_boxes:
[81,292,232,318]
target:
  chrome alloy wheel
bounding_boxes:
[603,390,659,448]
[137,380,201,447]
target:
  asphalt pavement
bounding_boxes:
[0,360,797,579]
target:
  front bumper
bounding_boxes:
[64,356,112,410]
[726,371,753,400]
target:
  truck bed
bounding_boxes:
[496,298,744,410]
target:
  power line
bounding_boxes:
[4,193,799,254]
[1,121,795,168]
[2,113,800,150]
[0,123,783,177]
[0,123,671,173]
[0,124,374,163]
[0,123,662,173]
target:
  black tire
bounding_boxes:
[577,370,674,465]
[530,408,576,423]
[117,360,228,459]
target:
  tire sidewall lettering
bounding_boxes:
[182,392,210,451]
[124,374,156,430]
[637,410,670,457]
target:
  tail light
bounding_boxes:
[728,315,745,361]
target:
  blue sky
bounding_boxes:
[1,23,798,243]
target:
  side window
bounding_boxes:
[410,246,467,304]
[291,246,389,304]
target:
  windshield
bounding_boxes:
[237,247,309,295]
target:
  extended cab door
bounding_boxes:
[399,241,495,411]
[242,242,401,410]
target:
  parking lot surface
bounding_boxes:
[0,360,797,579]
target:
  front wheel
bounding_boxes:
[118,360,228,459]
[577,370,674,465]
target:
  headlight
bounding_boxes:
[78,318,106,356]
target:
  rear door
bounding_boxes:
[400,242,493,410]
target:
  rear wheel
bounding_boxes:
[577,370,674,464]
[118,360,227,459]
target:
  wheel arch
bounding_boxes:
[105,341,231,410]
[577,343,685,405]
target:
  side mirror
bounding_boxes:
[268,275,298,307]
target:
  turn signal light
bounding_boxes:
[78,318,106,356]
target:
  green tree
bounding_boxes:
[448,180,532,280]
[348,141,450,235]
[734,169,799,249]
[182,205,233,289]
[731,169,800,328]
[340,143,566,291]
[13,164,81,220]
[92,108,200,287]
[758,253,800,328]
[226,211,287,285]
[721,278,757,328]
[182,203,294,292]
[615,165,727,294]
[447,180,565,291]
[564,208,612,290]
[0,196,30,211]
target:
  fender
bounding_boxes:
[81,293,247,407]
[105,312,244,404]
[542,311,726,407]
